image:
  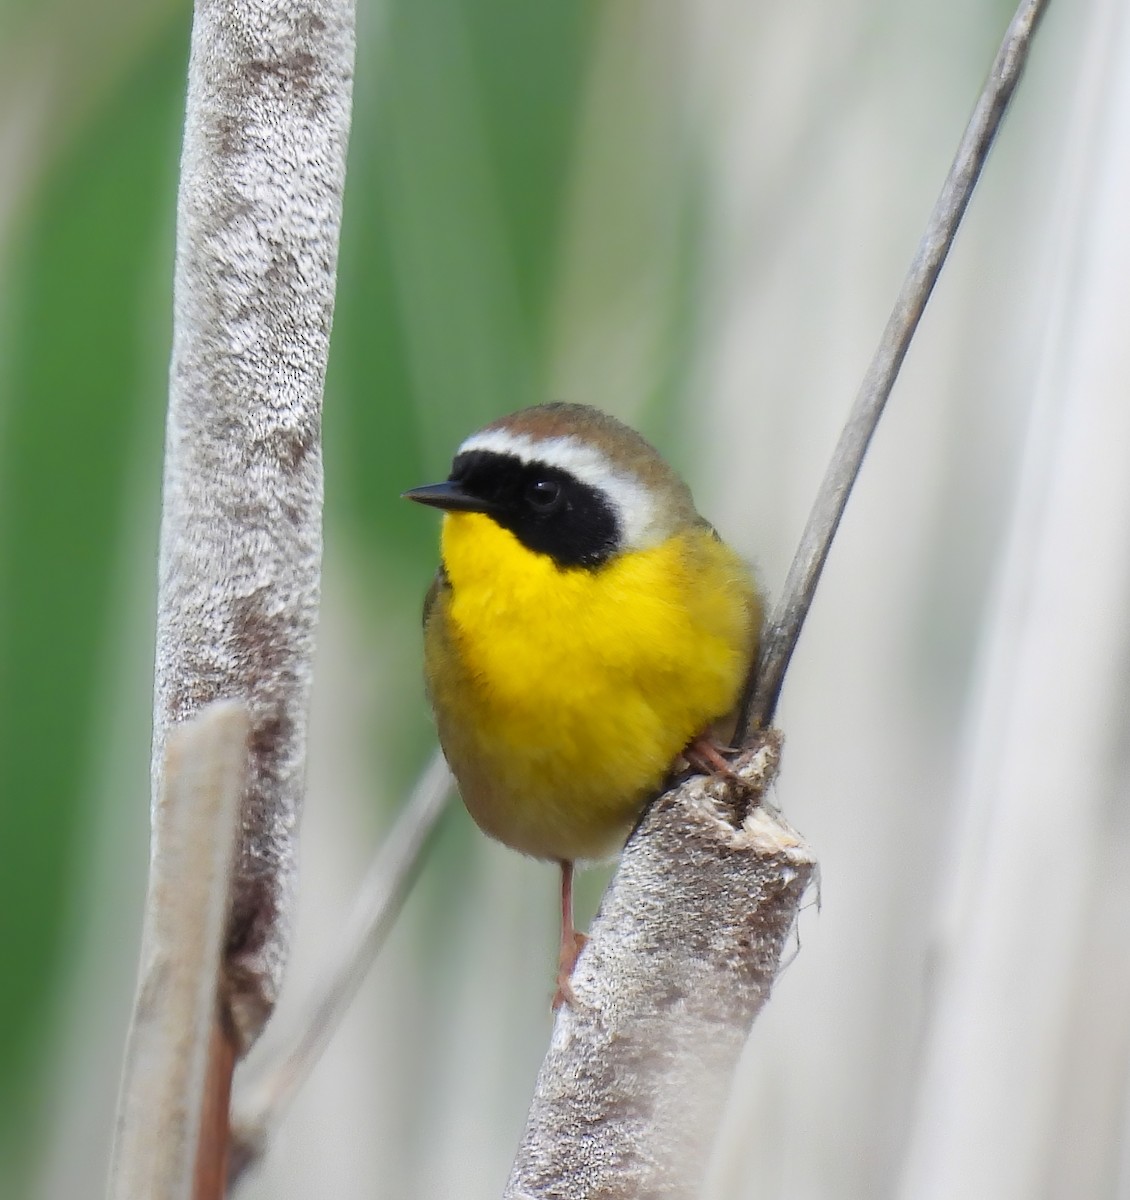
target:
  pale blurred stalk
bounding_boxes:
[898,0,1130,1194]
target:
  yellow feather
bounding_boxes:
[425,511,760,862]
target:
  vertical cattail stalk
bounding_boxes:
[109,0,356,1196]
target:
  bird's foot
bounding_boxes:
[552,929,589,1010]
[684,735,760,802]
[684,734,742,782]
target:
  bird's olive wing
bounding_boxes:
[422,564,450,628]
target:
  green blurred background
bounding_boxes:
[3,0,1119,1196]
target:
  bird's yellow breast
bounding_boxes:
[425,512,759,862]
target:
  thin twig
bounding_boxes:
[738,0,1051,738]
[194,1017,238,1200]
[108,701,249,1200]
[228,751,454,1185]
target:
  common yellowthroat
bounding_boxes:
[405,403,761,1003]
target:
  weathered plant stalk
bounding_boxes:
[505,734,814,1199]
[110,0,355,1196]
[108,702,249,1200]
[152,0,356,1049]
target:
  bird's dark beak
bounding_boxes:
[402,480,492,514]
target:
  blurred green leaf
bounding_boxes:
[0,11,187,1145]
[327,0,593,566]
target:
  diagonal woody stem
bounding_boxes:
[738,0,1050,738]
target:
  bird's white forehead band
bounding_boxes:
[457,427,663,550]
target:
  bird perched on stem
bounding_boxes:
[405,403,761,1005]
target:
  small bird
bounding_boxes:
[405,403,761,1004]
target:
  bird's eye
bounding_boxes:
[526,479,563,512]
